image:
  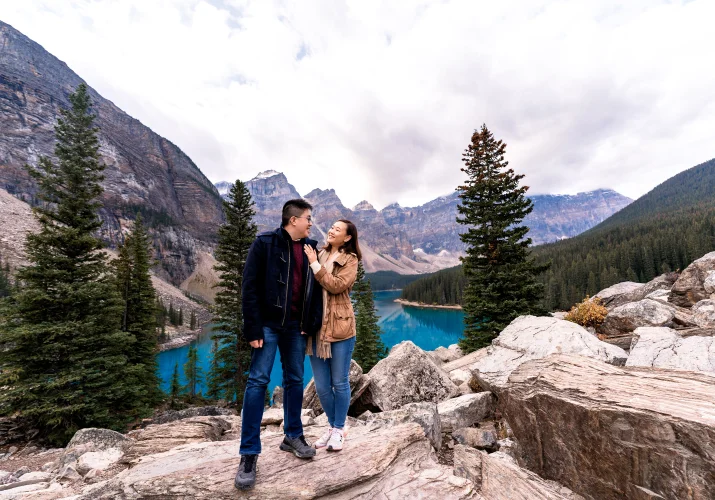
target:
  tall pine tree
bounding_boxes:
[457,125,548,353]
[208,180,257,404]
[0,84,144,444]
[112,213,162,410]
[352,262,388,372]
[183,344,202,400]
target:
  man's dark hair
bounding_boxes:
[282,199,313,227]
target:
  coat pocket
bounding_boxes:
[331,303,355,340]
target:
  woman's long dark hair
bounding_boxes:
[324,219,362,261]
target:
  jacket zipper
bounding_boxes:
[300,255,311,330]
[282,246,290,327]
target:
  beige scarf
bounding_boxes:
[308,249,341,359]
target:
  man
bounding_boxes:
[235,199,323,490]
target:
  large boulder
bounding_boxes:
[121,416,234,465]
[626,327,715,373]
[302,359,368,415]
[361,402,442,449]
[500,354,715,499]
[437,393,495,434]
[79,422,475,499]
[593,281,642,309]
[60,428,131,469]
[692,299,715,327]
[468,316,627,393]
[454,447,583,499]
[704,270,715,295]
[357,341,458,411]
[599,298,696,339]
[670,251,715,307]
[431,344,464,364]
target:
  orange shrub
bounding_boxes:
[564,296,608,329]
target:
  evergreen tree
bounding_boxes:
[206,337,220,399]
[352,262,388,372]
[0,255,11,298]
[169,302,176,326]
[0,84,144,444]
[208,180,257,404]
[190,309,197,330]
[112,213,162,409]
[178,307,183,326]
[457,124,548,353]
[183,344,202,400]
[169,362,182,408]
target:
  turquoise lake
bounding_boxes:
[156,290,464,397]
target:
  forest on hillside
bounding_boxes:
[402,158,715,310]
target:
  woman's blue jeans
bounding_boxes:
[309,335,356,430]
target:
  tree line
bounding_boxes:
[401,157,715,312]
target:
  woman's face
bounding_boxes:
[327,221,351,248]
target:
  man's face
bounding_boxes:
[293,209,313,238]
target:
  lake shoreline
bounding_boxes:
[394,298,463,310]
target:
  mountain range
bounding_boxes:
[217,172,632,274]
[0,19,632,299]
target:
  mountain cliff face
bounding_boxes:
[228,172,631,274]
[0,21,224,285]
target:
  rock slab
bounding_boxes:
[500,354,715,500]
[469,316,627,392]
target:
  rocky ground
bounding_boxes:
[1,250,714,498]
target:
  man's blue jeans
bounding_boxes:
[239,323,307,455]
[308,335,356,430]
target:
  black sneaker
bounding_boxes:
[234,454,258,490]
[279,435,317,458]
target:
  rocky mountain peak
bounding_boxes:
[252,169,282,180]
[353,200,376,212]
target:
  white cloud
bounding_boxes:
[2,0,714,208]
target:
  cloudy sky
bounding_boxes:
[2,1,714,209]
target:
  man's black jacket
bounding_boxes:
[242,227,323,342]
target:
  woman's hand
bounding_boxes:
[304,244,318,264]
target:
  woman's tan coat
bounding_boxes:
[314,250,358,342]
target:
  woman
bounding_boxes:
[303,219,361,452]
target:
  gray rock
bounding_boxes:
[432,345,463,364]
[469,316,627,393]
[17,471,51,482]
[150,406,235,425]
[76,448,123,476]
[56,464,82,482]
[437,393,495,433]
[645,289,671,302]
[357,341,458,411]
[448,368,472,386]
[692,299,715,327]
[271,386,283,407]
[704,270,715,295]
[626,327,715,373]
[363,402,442,450]
[593,281,643,309]
[453,446,582,499]
[670,251,715,307]
[452,427,498,451]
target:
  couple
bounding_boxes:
[235,199,362,490]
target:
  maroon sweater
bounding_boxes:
[290,240,304,320]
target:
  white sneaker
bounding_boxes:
[314,427,333,449]
[326,428,345,451]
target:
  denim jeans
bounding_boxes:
[239,322,307,455]
[309,335,356,430]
